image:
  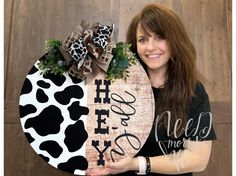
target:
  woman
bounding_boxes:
[89,3,216,176]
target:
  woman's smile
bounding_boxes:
[146,54,162,60]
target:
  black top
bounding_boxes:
[116,83,216,176]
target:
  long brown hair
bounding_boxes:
[126,4,201,137]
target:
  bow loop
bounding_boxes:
[92,24,114,50]
[68,38,87,69]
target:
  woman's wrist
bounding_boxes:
[128,157,139,171]
[136,156,147,175]
[131,156,152,174]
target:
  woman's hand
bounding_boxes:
[87,156,138,176]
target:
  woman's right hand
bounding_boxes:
[87,156,138,176]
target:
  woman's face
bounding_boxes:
[136,26,171,72]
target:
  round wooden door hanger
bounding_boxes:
[19,57,154,175]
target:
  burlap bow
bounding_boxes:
[59,21,115,80]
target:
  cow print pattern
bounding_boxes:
[69,38,88,69]
[19,58,89,175]
[92,24,114,49]
[68,24,113,70]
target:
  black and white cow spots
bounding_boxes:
[92,24,114,49]
[58,156,88,173]
[43,73,67,86]
[37,80,51,88]
[69,38,88,68]
[64,120,88,152]
[24,105,64,136]
[19,58,89,175]
[39,154,50,162]
[36,89,49,103]
[25,132,35,143]
[54,85,84,105]
[28,65,39,75]
[68,101,89,121]
[69,74,83,84]
[19,104,37,118]
[39,140,63,158]
[20,78,33,95]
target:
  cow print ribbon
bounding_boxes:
[59,22,115,80]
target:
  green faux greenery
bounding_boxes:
[37,39,69,75]
[37,40,137,81]
[107,42,137,82]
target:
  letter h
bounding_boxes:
[94,79,111,103]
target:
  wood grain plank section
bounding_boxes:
[177,0,231,102]
[226,0,232,66]
[211,101,231,123]
[5,124,28,176]
[5,101,20,123]
[4,0,13,86]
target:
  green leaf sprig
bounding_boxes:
[37,39,69,75]
[107,42,137,82]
